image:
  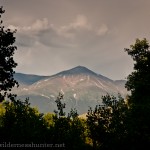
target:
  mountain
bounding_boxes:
[14,73,50,85]
[13,66,128,114]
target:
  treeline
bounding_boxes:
[0,92,131,149]
[0,90,149,150]
[1,6,150,149]
[0,95,89,149]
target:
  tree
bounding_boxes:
[125,38,150,105]
[48,93,89,150]
[0,6,18,102]
[54,92,66,117]
[86,94,128,150]
[124,38,150,148]
[0,99,47,143]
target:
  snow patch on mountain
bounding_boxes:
[23,88,28,91]
[50,95,55,98]
[73,93,77,98]
[44,79,49,82]
[41,94,50,99]
[94,82,104,89]
[61,89,65,94]
[80,78,84,81]
[97,80,106,89]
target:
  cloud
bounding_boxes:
[57,15,91,38]
[97,24,108,36]
[8,18,50,45]
[8,15,108,50]
[8,18,69,48]
[66,14,91,30]
[58,15,108,38]
[8,18,49,33]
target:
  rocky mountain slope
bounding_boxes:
[13,66,128,114]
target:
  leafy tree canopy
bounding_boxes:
[125,38,150,105]
[0,6,18,102]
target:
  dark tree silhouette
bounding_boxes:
[0,6,18,102]
[54,92,66,117]
[124,38,150,149]
[86,94,128,150]
[0,99,47,143]
[50,93,90,150]
[125,38,150,105]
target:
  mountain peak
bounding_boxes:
[57,66,97,76]
[71,65,92,72]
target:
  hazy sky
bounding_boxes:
[1,0,150,80]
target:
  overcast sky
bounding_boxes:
[1,0,150,80]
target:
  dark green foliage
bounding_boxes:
[124,104,150,149]
[124,38,150,148]
[125,38,150,105]
[0,6,18,102]
[0,99,47,143]
[86,94,128,150]
[54,92,66,117]
[50,93,90,150]
[67,108,78,119]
